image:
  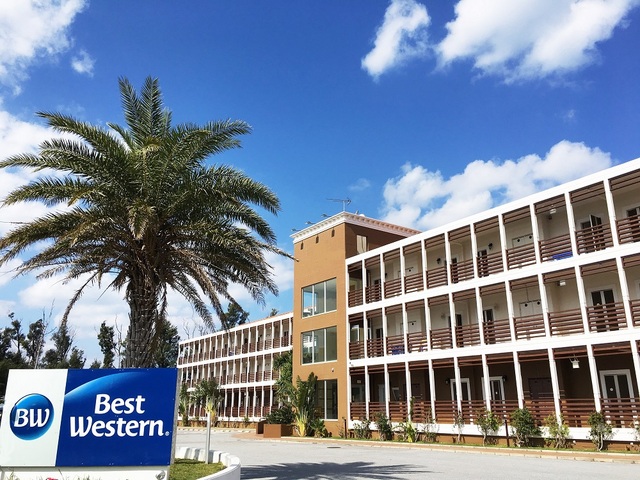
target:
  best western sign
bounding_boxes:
[0,368,178,467]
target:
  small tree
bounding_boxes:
[476,409,500,446]
[194,379,223,425]
[374,412,393,441]
[178,383,192,427]
[292,372,317,437]
[588,411,612,451]
[509,407,540,447]
[544,413,570,449]
[453,410,464,443]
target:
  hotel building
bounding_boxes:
[179,158,640,443]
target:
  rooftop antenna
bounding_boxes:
[327,198,351,211]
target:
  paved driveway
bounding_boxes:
[176,429,639,480]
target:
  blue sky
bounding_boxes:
[0,0,639,364]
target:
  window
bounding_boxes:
[302,327,337,364]
[302,278,337,317]
[316,379,338,419]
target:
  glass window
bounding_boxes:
[316,379,338,420]
[300,326,337,364]
[301,279,337,317]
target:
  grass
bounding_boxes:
[169,458,225,480]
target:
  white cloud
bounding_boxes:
[349,178,372,192]
[361,0,431,79]
[0,0,87,91]
[437,0,639,82]
[380,140,613,229]
[71,49,94,76]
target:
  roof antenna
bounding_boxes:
[327,198,351,212]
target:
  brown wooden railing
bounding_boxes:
[366,284,382,303]
[477,251,504,277]
[367,338,385,358]
[601,397,639,427]
[490,400,519,419]
[369,402,386,417]
[348,289,364,307]
[524,398,556,426]
[404,272,424,292]
[460,400,486,424]
[450,258,474,283]
[430,327,453,349]
[407,331,428,352]
[539,233,573,262]
[389,401,408,421]
[617,215,640,244]
[586,302,627,332]
[575,223,613,254]
[559,398,596,427]
[350,402,367,420]
[631,299,640,327]
[349,340,365,359]
[483,318,512,344]
[506,243,536,269]
[386,334,405,355]
[384,278,402,298]
[455,323,481,348]
[412,400,432,423]
[426,266,448,288]
[434,400,457,423]
[514,314,546,339]
[548,308,584,336]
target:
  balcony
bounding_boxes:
[404,271,424,293]
[450,259,474,284]
[490,399,519,419]
[434,400,457,423]
[575,223,613,254]
[483,318,512,344]
[455,324,481,348]
[411,400,432,423]
[430,327,453,349]
[586,302,627,332]
[513,314,546,339]
[631,299,640,326]
[506,243,536,269]
[350,402,367,421]
[389,401,408,421]
[407,331,428,352]
[426,266,448,288]
[559,398,596,427]
[384,278,402,298]
[367,338,385,358]
[459,399,486,424]
[386,334,405,355]
[524,398,555,426]
[477,251,504,277]
[349,340,365,359]
[539,233,573,262]
[548,308,584,336]
[348,289,364,307]
[365,284,382,303]
[369,402,386,417]
[616,214,640,244]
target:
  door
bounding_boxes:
[591,289,616,331]
[626,206,640,240]
[451,378,471,402]
[483,308,495,344]
[477,249,489,277]
[600,370,634,427]
[580,215,603,252]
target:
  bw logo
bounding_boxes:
[10,393,54,440]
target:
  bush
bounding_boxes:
[588,411,612,451]
[310,417,329,438]
[265,404,295,425]
[396,420,417,443]
[453,410,464,443]
[374,412,393,441]
[509,407,540,447]
[543,413,570,449]
[353,417,372,439]
[475,409,500,446]
[423,414,439,443]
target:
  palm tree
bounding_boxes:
[0,77,288,367]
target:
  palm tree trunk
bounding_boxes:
[124,273,159,367]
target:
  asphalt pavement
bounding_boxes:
[176,428,639,480]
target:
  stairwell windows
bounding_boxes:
[302,278,337,317]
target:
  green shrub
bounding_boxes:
[353,417,372,439]
[543,413,570,449]
[453,410,464,443]
[588,411,612,451]
[374,412,393,441]
[264,404,295,424]
[509,407,540,447]
[396,420,417,443]
[423,413,439,443]
[310,417,329,438]
[475,409,500,446]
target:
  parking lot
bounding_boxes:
[176,429,639,480]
